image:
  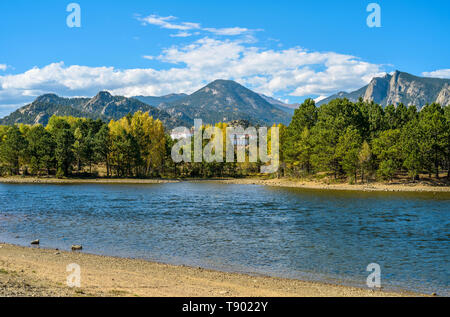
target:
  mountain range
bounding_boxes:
[1,71,448,129]
[0,80,293,129]
[0,92,189,129]
[152,80,292,126]
[318,71,450,107]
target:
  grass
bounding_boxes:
[0,268,9,274]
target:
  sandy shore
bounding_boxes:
[212,178,450,193]
[0,243,424,297]
[1,176,449,192]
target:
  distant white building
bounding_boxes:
[229,131,258,146]
[170,129,193,140]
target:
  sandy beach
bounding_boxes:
[0,243,425,297]
[1,176,450,193]
[206,178,450,193]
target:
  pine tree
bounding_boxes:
[0,126,27,175]
[372,129,402,181]
[359,141,372,183]
[336,126,362,182]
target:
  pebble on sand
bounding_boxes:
[71,245,83,251]
[31,240,40,245]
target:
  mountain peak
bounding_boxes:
[195,79,247,98]
[206,79,245,89]
[35,93,61,104]
[94,91,113,100]
[391,70,402,80]
[209,79,237,85]
[318,71,450,107]
[0,90,188,129]
[164,79,292,126]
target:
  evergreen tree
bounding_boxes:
[94,124,111,177]
[372,129,402,180]
[49,118,75,177]
[25,125,55,175]
[359,141,372,183]
[418,103,446,178]
[0,126,27,175]
[336,126,362,182]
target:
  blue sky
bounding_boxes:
[0,0,449,117]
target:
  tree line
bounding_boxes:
[0,99,449,182]
[281,98,450,182]
[0,112,166,178]
[0,113,274,179]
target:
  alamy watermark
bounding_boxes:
[366,3,381,28]
[171,119,280,174]
[66,263,81,288]
[66,3,81,28]
[366,263,381,288]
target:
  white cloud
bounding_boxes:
[155,38,384,96]
[0,37,386,112]
[137,15,199,31]
[137,14,255,37]
[203,27,250,36]
[422,69,450,79]
[170,32,193,38]
[0,64,8,71]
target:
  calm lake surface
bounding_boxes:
[0,182,449,295]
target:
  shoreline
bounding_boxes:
[1,176,450,193]
[0,243,425,297]
[212,178,450,193]
[0,177,179,185]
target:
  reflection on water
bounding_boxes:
[0,182,449,295]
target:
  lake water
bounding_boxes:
[0,182,449,295]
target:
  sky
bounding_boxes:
[0,0,449,117]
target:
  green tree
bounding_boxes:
[94,124,111,177]
[25,125,55,175]
[336,126,362,182]
[372,129,402,180]
[0,126,27,175]
[49,118,75,177]
[378,159,397,181]
[359,141,372,183]
[108,119,140,177]
[444,105,450,179]
[418,103,446,178]
[384,104,398,130]
[310,99,364,178]
[288,99,318,132]
[357,100,383,140]
[284,99,318,175]
[297,127,314,175]
[401,121,422,181]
